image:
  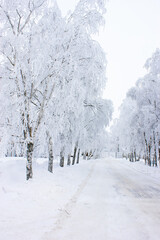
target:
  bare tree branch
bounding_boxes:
[16,9,22,33]
[0,5,16,35]
[0,50,15,66]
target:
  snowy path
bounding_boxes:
[44,158,160,240]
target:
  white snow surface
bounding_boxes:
[0,157,160,240]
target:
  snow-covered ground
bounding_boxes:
[1,157,160,240]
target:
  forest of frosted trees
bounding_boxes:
[111,49,160,167]
[1,0,160,182]
[0,0,113,179]
[1,1,160,240]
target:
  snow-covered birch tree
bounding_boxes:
[0,0,64,179]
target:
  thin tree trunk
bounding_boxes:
[153,131,157,167]
[60,149,64,167]
[158,140,160,166]
[76,148,80,164]
[72,142,78,165]
[144,155,147,164]
[48,135,53,173]
[88,150,93,159]
[144,132,148,165]
[148,144,151,166]
[134,149,136,161]
[131,152,134,162]
[67,154,71,166]
[26,141,33,180]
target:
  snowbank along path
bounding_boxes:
[44,158,160,240]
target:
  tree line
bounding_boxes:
[0,0,112,179]
[111,49,160,166]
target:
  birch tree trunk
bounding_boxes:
[158,140,160,166]
[134,149,136,161]
[48,134,54,173]
[60,149,64,167]
[131,152,134,162]
[148,143,151,166]
[144,132,148,165]
[26,141,33,180]
[76,148,80,164]
[67,154,71,166]
[153,131,157,167]
[72,142,78,165]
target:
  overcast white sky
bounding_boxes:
[57,0,160,118]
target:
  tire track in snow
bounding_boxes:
[43,161,96,239]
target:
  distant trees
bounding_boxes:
[111,49,160,166]
[0,0,112,179]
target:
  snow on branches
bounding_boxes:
[0,0,112,179]
[111,49,160,166]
